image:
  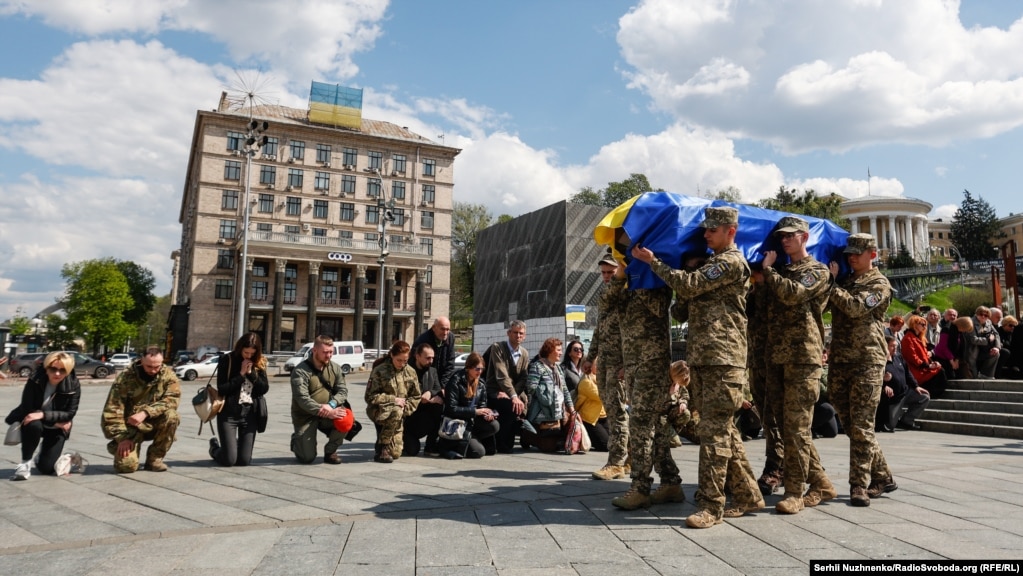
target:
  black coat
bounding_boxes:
[5,367,81,438]
[412,329,458,387]
[443,369,488,423]
[216,352,270,419]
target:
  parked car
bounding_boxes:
[109,353,133,368]
[9,353,46,378]
[453,353,470,371]
[174,355,222,381]
[32,352,116,379]
[284,341,365,374]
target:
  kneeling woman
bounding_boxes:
[522,338,575,453]
[366,341,421,463]
[209,332,270,466]
[441,352,499,459]
[5,352,80,480]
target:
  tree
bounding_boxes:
[43,313,76,351]
[5,307,32,336]
[709,186,743,203]
[887,243,916,269]
[570,173,656,208]
[61,258,134,352]
[950,189,1002,261]
[133,294,172,350]
[758,186,850,230]
[496,214,514,224]
[116,260,157,326]
[450,202,493,325]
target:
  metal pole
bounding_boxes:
[377,261,385,357]
[236,149,252,342]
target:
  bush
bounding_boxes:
[950,288,995,317]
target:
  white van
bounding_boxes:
[283,341,365,374]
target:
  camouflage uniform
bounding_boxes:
[291,359,349,464]
[763,251,833,500]
[586,275,629,468]
[621,286,681,495]
[651,241,761,520]
[101,361,181,473]
[748,278,784,487]
[365,361,421,458]
[827,235,894,493]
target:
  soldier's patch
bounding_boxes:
[703,262,728,280]
[865,292,882,308]
[799,270,823,287]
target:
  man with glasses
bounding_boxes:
[412,316,458,387]
[402,343,444,456]
[485,320,530,453]
[101,346,181,473]
[761,216,835,515]
[586,252,630,481]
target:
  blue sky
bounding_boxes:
[1,0,1022,320]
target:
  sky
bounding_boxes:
[1,0,1022,321]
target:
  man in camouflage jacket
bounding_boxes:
[632,206,763,528]
[761,216,836,515]
[291,336,350,464]
[101,347,181,473]
[827,233,896,506]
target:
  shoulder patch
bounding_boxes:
[864,292,883,308]
[800,270,823,287]
[703,262,729,280]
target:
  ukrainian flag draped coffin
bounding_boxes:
[594,192,851,290]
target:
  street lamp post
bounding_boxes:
[372,168,396,358]
[236,119,270,341]
[948,245,965,297]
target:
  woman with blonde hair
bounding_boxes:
[5,351,80,480]
[900,315,948,398]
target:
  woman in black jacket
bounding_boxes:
[209,332,269,466]
[5,351,80,480]
[440,352,499,459]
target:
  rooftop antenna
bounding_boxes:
[437,134,445,144]
[867,166,872,196]
[223,69,278,117]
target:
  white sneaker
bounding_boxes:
[12,462,31,481]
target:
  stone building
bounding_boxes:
[172,92,459,353]
[840,196,933,261]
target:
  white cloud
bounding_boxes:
[0,0,390,85]
[931,203,958,219]
[618,0,1023,152]
[935,166,948,177]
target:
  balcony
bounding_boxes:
[240,231,432,257]
[248,294,419,314]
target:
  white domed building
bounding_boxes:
[840,196,933,262]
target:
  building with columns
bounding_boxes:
[840,196,933,262]
[172,93,459,353]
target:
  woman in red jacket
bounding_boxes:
[901,315,947,398]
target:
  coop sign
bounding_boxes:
[327,252,353,262]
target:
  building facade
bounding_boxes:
[173,93,459,353]
[472,201,609,354]
[840,196,933,262]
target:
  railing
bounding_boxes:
[241,231,432,256]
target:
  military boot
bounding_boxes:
[775,493,805,514]
[591,464,625,481]
[685,509,723,529]
[611,489,651,510]
[649,484,686,504]
[803,472,838,507]
[723,497,765,518]
[867,476,898,498]
[144,458,168,472]
[850,485,870,507]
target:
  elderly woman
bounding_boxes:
[208,332,270,467]
[522,338,575,453]
[366,341,421,463]
[901,315,948,398]
[441,351,499,459]
[560,340,585,395]
[935,316,975,380]
[5,351,80,480]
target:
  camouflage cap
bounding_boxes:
[597,253,617,267]
[843,233,877,254]
[700,206,739,228]
[775,216,809,234]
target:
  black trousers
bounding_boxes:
[438,417,500,458]
[489,396,519,452]
[583,418,610,451]
[214,408,258,466]
[403,402,444,455]
[20,420,66,475]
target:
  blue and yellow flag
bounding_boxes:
[594,192,851,290]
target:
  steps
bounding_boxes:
[918,379,1023,440]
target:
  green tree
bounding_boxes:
[61,258,134,352]
[496,214,514,224]
[43,313,76,351]
[133,294,172,349]
[758,186,850,230]
[116,260,157,326]
[450,202,493,325]
[709,186,743,203]
[887,243,916,269]
[569,173,656,208]
[950,189,1002,261]
[5,307,32,336]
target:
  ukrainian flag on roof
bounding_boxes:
[308,81,363,130]
[594,192,851,290]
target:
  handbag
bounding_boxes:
[438,393,476,441]
[4,422,21,446]
[191,359,225,435]
[564,413,588,455]
[255,395,268,433]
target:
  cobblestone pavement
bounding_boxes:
[1,375,1021,575]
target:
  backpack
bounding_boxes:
[192,357,226,435]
